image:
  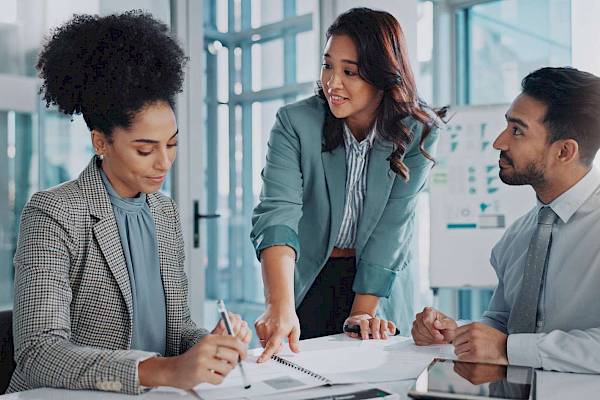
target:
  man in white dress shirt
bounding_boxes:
[412,67,600,373]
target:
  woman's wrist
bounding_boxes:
[349,310,374,318]
[260,245,296,311]
[138,356,174,388]
[350,293,380,318]
[265,297,295,311]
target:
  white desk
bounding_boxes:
[3,374,600,400]
[535,370,600,399]
[2,335,599,400]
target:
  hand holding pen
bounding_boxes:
[211,306,253,344]
[141,329,248,389]
[343,314,398,340]
[217,300,252,389]
[343,322,401,338]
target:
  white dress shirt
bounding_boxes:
[481,167,600,373]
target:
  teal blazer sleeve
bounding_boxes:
[250,107,303,259]
[353,120,440,297]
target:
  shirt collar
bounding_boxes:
[343,122,376,151]
[99,168,147,211]
[536,167,600,224]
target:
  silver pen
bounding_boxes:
[216,299,251,389]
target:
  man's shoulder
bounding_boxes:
[505,207,538,235]
[491,206,538,258]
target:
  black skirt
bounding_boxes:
[296,257,356,339]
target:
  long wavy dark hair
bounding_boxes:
[318,7,447,180]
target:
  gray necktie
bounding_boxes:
[508,206,558,334]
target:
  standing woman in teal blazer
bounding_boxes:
[252,7,445,362]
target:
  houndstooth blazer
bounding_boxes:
[8,156,208,395]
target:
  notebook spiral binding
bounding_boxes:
[271,354,331,384]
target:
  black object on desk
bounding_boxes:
[304,388,392,400]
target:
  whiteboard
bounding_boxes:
[429,104,536,288]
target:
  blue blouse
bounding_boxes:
[100,169,167,355]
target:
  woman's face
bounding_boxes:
[92,101,178,197]
[320,34,383,130]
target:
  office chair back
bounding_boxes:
[0,310,15,394]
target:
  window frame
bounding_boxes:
[434,0,572,106]
[201,0,318,327]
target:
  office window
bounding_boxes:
[456,0,571,105]
[202,0,318,334]
[417,0,434,105]
[0,112,36,308]
[0,0,172,309]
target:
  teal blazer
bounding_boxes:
[251,96,439,327]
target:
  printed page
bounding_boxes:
[193,352,324,400]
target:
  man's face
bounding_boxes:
[493,93,552,187]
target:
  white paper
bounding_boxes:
[193,335,454,400]
[193,353,324,400]
[279,336,454,384]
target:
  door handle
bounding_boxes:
[193,200,220,248]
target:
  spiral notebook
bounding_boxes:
[193,351,330,400]
[193,335,453,400]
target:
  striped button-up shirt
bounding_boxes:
[334,123,376,248]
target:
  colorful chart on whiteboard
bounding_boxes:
[429,105,535,288]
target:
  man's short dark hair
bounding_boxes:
[521,67,600,165]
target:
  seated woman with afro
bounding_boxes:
[8,11,250,395]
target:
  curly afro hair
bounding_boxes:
[37,10,187,136]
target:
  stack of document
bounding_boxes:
[193,334,454,400]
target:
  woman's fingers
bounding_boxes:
[211,319,225,335]
[214,345,240,365]
[370,318,381,339]
[359,319,370,340]
[388,320,396,335]
[212,312,245,336]
[380,319,389,339]
[238,322,253,344]
[207,357,235,376]
[235,320,248,340]
[213,313,255,344]
[345,315,398,340]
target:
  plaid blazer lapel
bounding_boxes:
[78,157,134,329]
